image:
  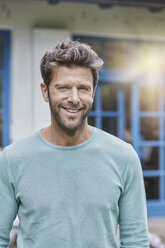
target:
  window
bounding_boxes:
[132,82,165,216]
[73,35,165,216]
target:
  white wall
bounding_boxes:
[11,27,70,142]
[0,0,165,142]
[32,28,70,131]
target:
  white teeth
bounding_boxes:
[67,109,79,113]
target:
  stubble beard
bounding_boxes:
[48,95,93,132]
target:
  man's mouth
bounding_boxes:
[62,107,83,113]
[67,109,80,113]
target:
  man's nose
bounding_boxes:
[68,87,80,105]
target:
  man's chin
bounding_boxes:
[51,110,89,132]
[61,123,83,132]
[57,118,86,132]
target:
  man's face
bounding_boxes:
[42,65,95,132]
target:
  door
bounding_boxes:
[74,35,165,217]
[131,79,165,216]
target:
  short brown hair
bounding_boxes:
[40,40,104,88]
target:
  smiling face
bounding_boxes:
[41,65,95,132]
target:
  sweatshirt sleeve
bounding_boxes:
[118,145,149,248]
[0,149,19,248]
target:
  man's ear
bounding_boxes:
[40,82,49,102]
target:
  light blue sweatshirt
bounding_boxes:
[0,127,149,248]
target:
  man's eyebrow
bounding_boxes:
[54,81,92,87]
[54,83,68,87]
[79,83,92,88]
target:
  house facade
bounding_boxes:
[1,0,165,227]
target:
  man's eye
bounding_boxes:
[80,87,88,91]
[58,87,67,90]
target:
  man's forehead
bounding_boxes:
[52,64,92,72]
[51,65,93,81]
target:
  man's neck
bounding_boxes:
[41,123,93,146]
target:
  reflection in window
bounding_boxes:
[0,115,2,149]
[144,177,159,200]
[101,84,118,111]
[0,37,4,70]
[164,89,165,112]
[91,96,96,111]
[140,117,159,140]
[141,146,159,170]
[104,40,129,70]
[139,87,159,112]
[164,149,165,170]
[74,38,101,58]
[84,40,101,57]
[0,76,2,108]
[88,117,95,127]
[135,42,161,72]
[162,44,165,71]
[164,120,165,141]
[102,117,117,136]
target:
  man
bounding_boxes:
[0,40,149,248]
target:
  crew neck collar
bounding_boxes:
[38,126,96,150]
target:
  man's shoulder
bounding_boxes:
[94,128,139,171]
[3,130,40,158]
[93,127,136,160]
[94,127,131,150]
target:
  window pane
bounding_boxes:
[0,37,4,70]
[101,84,118,111]
[164,177,165,200]
[91,97,96,111]
[88,116,95,127]
[135,42,161,72]
[141,146,159,170]
[140,117,159,140]
[162,44,165,71]
[102,117,117,136]
[74,38,101,57]
[104,40,129,70]
[0,75,2,108]
[164,119,165,141]
[0,115,2,149]
[84,40,101,57]
[163,147,165,171]
[139,87,159,111]
[164,89,165,111]
[144,177,159,200]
